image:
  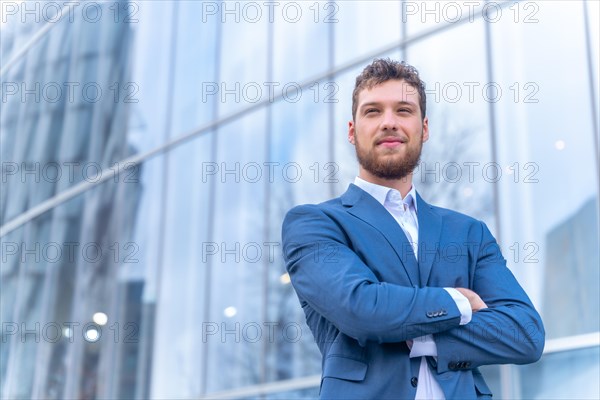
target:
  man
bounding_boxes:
[281,59,544,399]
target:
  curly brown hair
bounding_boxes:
[352,58,426,121]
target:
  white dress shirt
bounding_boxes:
[354,177,472,400]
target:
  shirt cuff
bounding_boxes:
[444,288,472,325]
[409,334,437,358]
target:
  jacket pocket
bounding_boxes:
[322,355,368,382]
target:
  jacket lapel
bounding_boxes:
[341,184,420,286]
[416,192,442,286]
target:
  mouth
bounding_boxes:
[376,136,407,147]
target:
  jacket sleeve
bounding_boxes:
[282,204,462,345]
[434,221,545,373]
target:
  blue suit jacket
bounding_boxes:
[282,184,544,399]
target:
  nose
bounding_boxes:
[380,110,398,131]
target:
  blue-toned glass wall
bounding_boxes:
[1,1,598,399]
[1,1,142,399]
[490,2,599,398]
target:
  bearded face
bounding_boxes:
[349,79,428,183]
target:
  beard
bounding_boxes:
[354,132,423,180]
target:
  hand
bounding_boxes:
[455,287,488,312]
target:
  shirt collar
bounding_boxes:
[353,176,418,211]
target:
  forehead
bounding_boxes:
[357,79,420,106]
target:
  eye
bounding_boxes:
[398,108,411,113]
[365,108,379,114]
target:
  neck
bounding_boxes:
[358,169,414,198]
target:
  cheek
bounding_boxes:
[406,123,423,137]
[356,123,376,139]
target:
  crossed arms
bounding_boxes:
[282,204,545,373]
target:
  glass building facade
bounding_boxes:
[1,1,598,398]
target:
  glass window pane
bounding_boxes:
[490,1,600,336]
[518,346,600,399]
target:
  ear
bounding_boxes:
[348,120,356,145]
[422,117,429,143]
